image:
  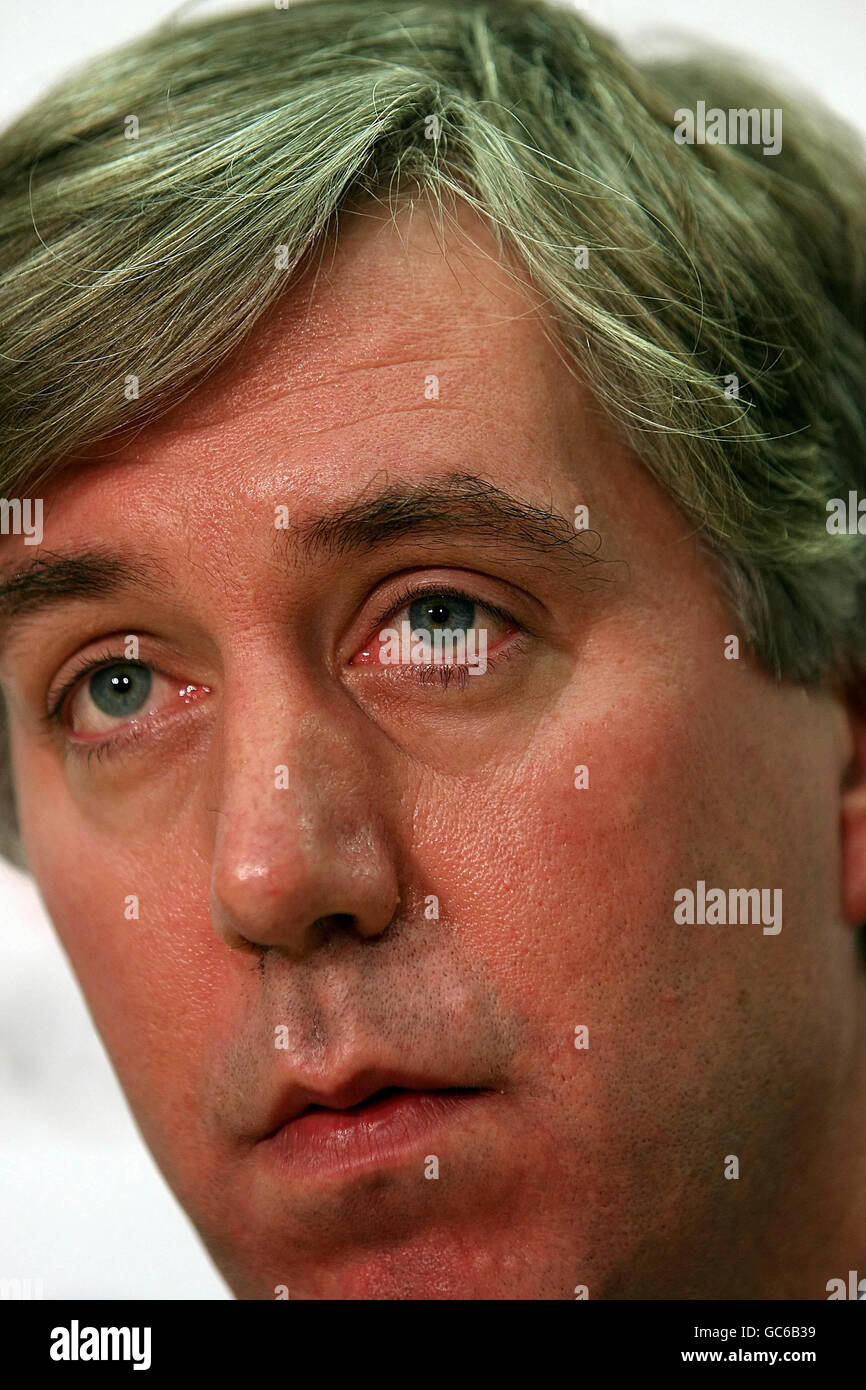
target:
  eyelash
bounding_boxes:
[80,719,150,768]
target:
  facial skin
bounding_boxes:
[1,195,865,1300]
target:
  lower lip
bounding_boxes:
[263,1089,486,1177]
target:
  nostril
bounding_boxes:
[313,912,367,942]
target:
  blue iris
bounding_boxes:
[89,663,152,717]
[408,594,475,633]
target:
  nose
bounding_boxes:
[209,670,401,957]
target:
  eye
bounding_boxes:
[54,657,207,738]
[352,585,519,671]
[65,660,163,735]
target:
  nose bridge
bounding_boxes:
[209,667,399,954]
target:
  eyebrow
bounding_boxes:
[0,550,153,614]
[0,550,159,655]
[0,474,607,650]
[295,473,605,574]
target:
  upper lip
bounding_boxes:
[259,1068,477,1140]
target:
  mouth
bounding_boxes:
[259,1081,494,1178]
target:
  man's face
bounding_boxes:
[0,201,854,1299]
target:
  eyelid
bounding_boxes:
[364,579,523,643]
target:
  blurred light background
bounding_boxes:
[0,0,863,1300]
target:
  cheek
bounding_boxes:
[15,743,233,1166]
[408,659,839,1090]
[401,664,845,1265]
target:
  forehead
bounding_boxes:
[178,194,558,432]
[12,197,593,549]
[0,195,701,602]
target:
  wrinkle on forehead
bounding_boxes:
[138,195,553,442]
